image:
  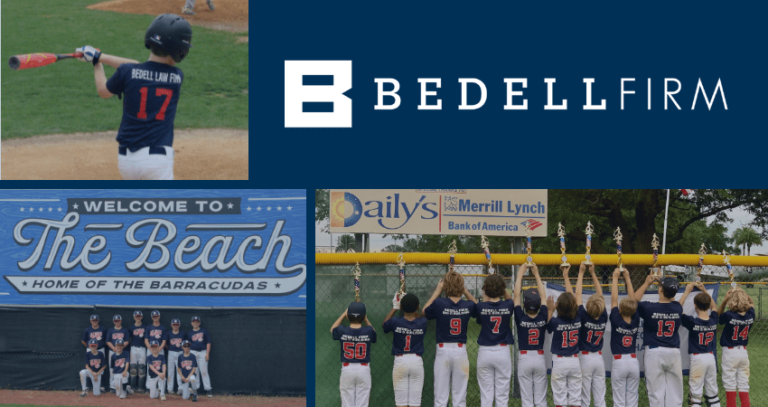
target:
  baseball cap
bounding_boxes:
[523,288,542,313]
[661,277,680,298]
[90,314,99,321]
[182,340,191,347]
[113,314,122,321]
[400,293,419,313]
[151,310,161,317]
[347,302,366,319]
[191,316,201,322]
[133,310,143,317]
[88,339,99,346]
[171,318,181,325]
[150,340,160,347]
[115,338,125,345]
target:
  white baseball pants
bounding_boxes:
[433,343,469,407]
[551,355,582,407]
[179,375,197,400]
[721,346,750,392]
[611,354,640,407]
[167,351,183,393]
[579,351,606,407]
[84,348,105,390]
[517,351,547,407]
[147,375,167,398]
[688,352,720,407]
[476,345,512,407]
[118,146,174,180]
[130,347,146,365]
[79,370,102,394]
[191,349,211,391]
[339,363,371,407]
[392,354,424,406]
[643,347,683,407]
[112,374,129,398]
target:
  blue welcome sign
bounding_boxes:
[0,189,306,308]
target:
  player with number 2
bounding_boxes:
[514,263,548,407]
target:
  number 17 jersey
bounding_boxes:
[106,61,184,150]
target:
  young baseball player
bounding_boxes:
[423,271,477,407]
[576,262,608,407]
[76,13,193,180]
[166,318,186,395]
[129,310,147,393]
[678,281,720,407]
[147,340,168,401]
[177,340,199,402]
[106,314,130,393]
[182,0,215,15]
[609,267,640,407]
[187,316,213,397]
[471,273,514,407]
[546,265,583,407]
[81,314,108,393]
[383,292,427,407]
[145,310,167,392]
[718,287,755,407]
[331,302,377,407]
[513,263,548,407]
[111,339,131,399]
[80,339,106,397]
[633,271,684,407]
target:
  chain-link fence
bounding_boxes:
[315,255,768,406]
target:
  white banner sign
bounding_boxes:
[329,189,548,236]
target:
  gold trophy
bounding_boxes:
[397,253,406,296]
[695,244,706,282]
[558,223,570,269]
[613,227,625,271]
[584,221,594,265]
[525,223,533,266]
[723,250,736,288]
[481,235,494,274]
[353,262,362,302]
[448,240,457,273]
[651,233,660,277]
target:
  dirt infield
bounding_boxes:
[87,0,248,33]
[1,129,248,180]
[0,390,305,406]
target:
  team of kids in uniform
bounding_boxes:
[332,262,754,407]
[79,311,213,401]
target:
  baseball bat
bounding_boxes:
[8,52,84,71]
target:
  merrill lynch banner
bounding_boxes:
[0,190,306,308]
[329,189,547,236]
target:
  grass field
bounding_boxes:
[1,0,248,139]
[316,278,768,406]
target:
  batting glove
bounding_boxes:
[76,46,101,65]
[392,292,403,310]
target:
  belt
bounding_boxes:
[556,354,578,358]
[614,353,637,359]
[342,362,368,366]
[438,343,463,348]
[647,345,676,350]
[581,351,602,355]
[693,352,714,355]
[519,350,544,355]
[119,146,167,155]
[396,354,421,357]
[727,346,747,349]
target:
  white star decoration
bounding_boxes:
[277,206,282,211]
[287,206,292,211]
[58,207,62,212]
[227,203,234,209]
[20,208,24,212]
[267,206,272,211]
[247,206,252,211]
[39,207,43,212]
[48,208,52,212]
[73,203,79,210]
[29,207,34,211]
[257,206,262,211]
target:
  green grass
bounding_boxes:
[1,0,248,139]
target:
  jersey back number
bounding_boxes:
[561,330,578,347]
[342,342,367,360]
[137,87,173,121]
[450,318,461,335]
[657,320,675,337]
[528,329,539,345]
[732,326,749,341]
[698,332,715,346]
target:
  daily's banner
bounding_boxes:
[0,190,306,308]
[329,189,547,236]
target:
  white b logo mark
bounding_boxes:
[284,61,352,128]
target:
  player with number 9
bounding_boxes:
[718,287,755,407]
[679,281,721,407]
[423,271,477,407]
[77,13,192,180]
[546,264,583,407]
[513,263,548,407]
[331,302,377,407]
[609,267,640,407]
[383,292,427,407]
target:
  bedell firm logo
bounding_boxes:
[284,60,728,128]
[4,196,306,297]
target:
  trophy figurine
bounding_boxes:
[613,227,625,271]
[696,244,706,282]
[558,223,570,269]
[481,235,495,274]
[353,262,362,302]
[584,221,594,265]
[397,253,406,296]
[525,223,534,266]
[723,250,736,288]
[448,240,457,273]
[651,233,660,277]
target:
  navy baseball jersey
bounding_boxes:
[166,331,186,352]
[146,324,167,347]
[106,61,184,150]
[332,325,377,364]
[177,353,198,379]
[514,305,548,351]
[547,313,583,356]
[719,307,755,347]
[130,324,147,348]
[637,301,683,348]
[609,308,640,355]
[681,311,718,354]
[578,305,608,352]
[475,299,515,346]
[106,327,131,347]
[85,351,106,372]
[383,317,428,356]
[82,326,108,349]
[424,297,476,344]
[147,353,167,378]
[187,328,210,351]
[111,351,130,374]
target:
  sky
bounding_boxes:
[316,193,765,254]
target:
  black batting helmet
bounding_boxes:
[145,14,193,63]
